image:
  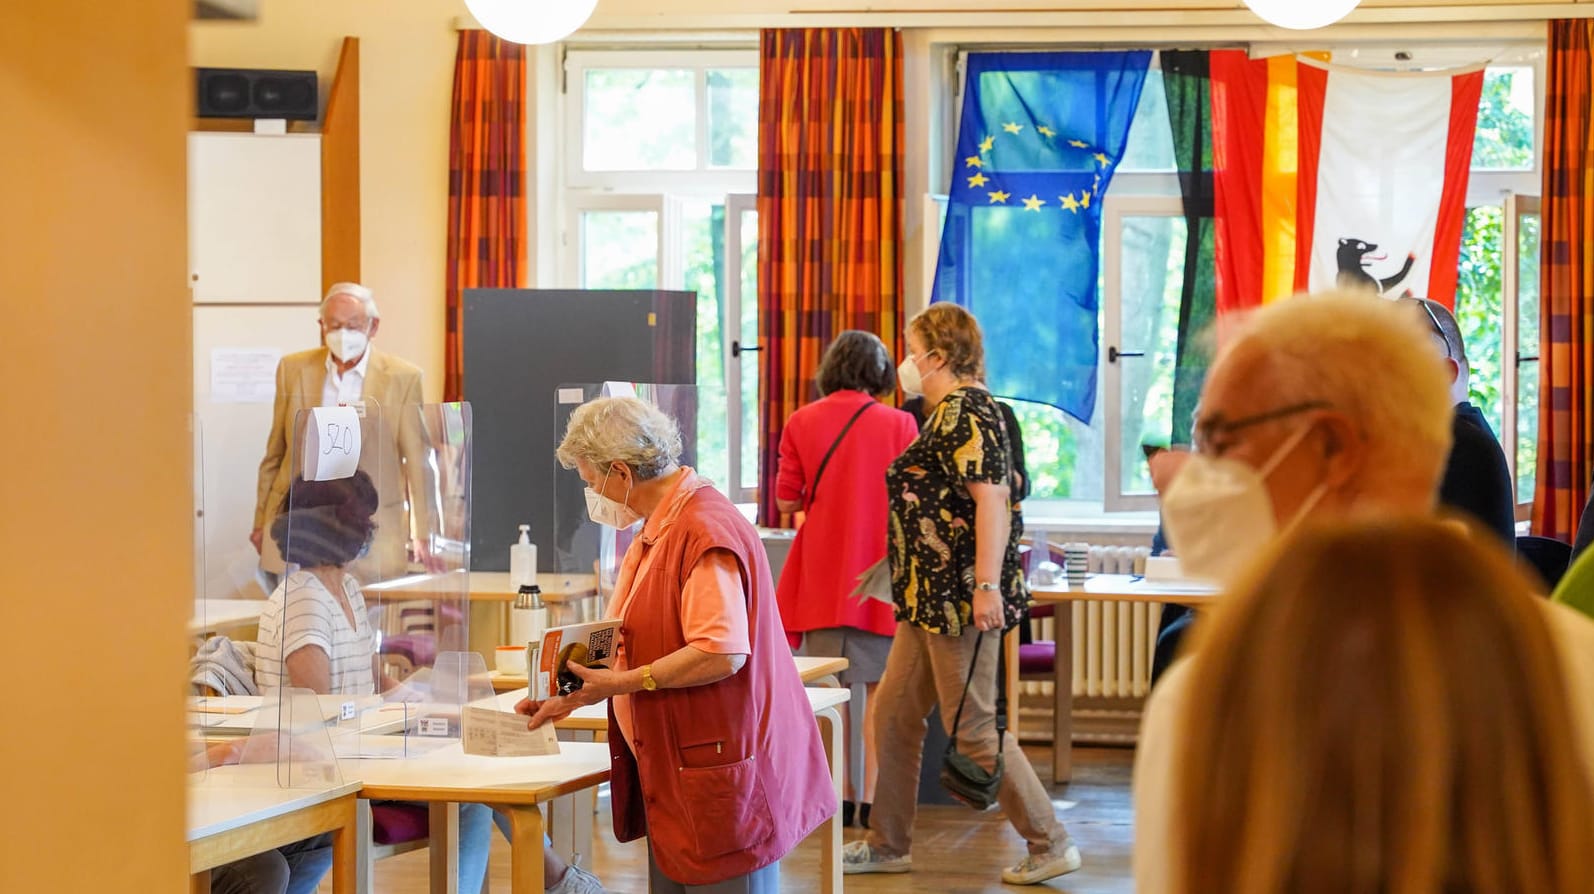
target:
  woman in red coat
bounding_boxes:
[775,330,919,828]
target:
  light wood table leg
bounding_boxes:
[328,796,358,894]
[497,804,546,894]
[429,802,460,894]
[1053,602,1075,785]
[815,705,843,894]
[190,870,211,894]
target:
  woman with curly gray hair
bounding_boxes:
[520,396,834,893]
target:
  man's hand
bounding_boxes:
[249,528,264,554]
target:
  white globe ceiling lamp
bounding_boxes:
[464,0,599,45]
[1242,0,1361,30]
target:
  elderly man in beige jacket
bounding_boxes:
[1133,290,1594,891]
[251,282,435,581]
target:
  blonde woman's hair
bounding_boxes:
[908,302,985,382]
[555,396,682,480]
[1172,517,1594,894]
[1220,290,1454,504]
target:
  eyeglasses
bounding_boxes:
[1417,301,1453,360]
[1192,401,1332,453]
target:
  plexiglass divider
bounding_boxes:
[190,395,283,778]
[270,400,476,760]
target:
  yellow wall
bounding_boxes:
[0,1,191,890]
[191,0,472,402]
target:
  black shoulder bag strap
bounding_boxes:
[946,632,1007,756]
[804,401,874,511]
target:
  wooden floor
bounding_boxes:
[358,744,1134,894]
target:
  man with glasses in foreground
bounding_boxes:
[1131,289,1594,891]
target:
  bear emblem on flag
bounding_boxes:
[1334,237,1418,296]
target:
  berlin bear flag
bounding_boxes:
[1211,52,1483,312]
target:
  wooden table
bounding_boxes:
[489,652,849,693]
[188,766,361,894]
[190,599,269,638]
[487,687,849,894]
[343,740,611,894]
[1030,575,1219,784]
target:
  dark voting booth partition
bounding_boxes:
[462,289,696,572]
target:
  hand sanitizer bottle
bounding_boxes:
[510,524,537,589]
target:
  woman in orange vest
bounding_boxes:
[520,396,834,891]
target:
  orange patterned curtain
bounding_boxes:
[1533,20,1594,540]
[445,30,526,401]
[757,28,904,526]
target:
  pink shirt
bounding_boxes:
[608,469,751,747]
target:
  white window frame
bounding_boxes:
[563,50,759,193]
[562,193,666,289]
[1101,195,1186,512]
[723,194,759,503]
[1503,192,1541,521]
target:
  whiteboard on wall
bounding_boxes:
[188,132,322,303]
[194,304,319,600]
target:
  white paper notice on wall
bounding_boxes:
[210,348,281,403]
[557,387,586,405]
[302,405,362,481]
[601,381,637,399]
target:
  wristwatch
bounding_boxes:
[639,664,658,691]
[975,582,1001,591]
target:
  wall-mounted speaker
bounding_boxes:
[196,68,318,120]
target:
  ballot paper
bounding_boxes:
[461,705,561,757]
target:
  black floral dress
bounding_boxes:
[886,386,1026,635]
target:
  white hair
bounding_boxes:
[556,397,683,481]
[1222,289,1454,501]
[321,282,379,321]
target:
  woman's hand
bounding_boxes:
[972,588,1005,631]
[515,694,579,730]
[514,662,625,729]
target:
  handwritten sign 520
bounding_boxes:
[302,405,363,481]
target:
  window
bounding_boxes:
[938,50,1544,517]
[1454,55,1543,517]
[563,50,760,501]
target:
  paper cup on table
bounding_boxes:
[495,645,528,675]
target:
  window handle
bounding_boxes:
[1107,346,1144,364]
[732,340,762,358]
[1516,352,1540,365]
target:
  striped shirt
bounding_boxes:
[254,570,376,696]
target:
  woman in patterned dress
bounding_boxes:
[842,303,1080,886]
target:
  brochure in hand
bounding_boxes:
[532,618,623,701]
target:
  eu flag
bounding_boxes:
[932,51,1151,423]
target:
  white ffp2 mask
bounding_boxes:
[1160,424,1326,585]
[585,468,642,529]
[327,328,369,363]
[898,356,925,397]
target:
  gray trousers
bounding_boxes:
[648,847,780,894]
[866,622,1067,858]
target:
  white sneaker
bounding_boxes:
[1001,840,1082,885]
[842,839,913,874]
[547,861,608,894]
